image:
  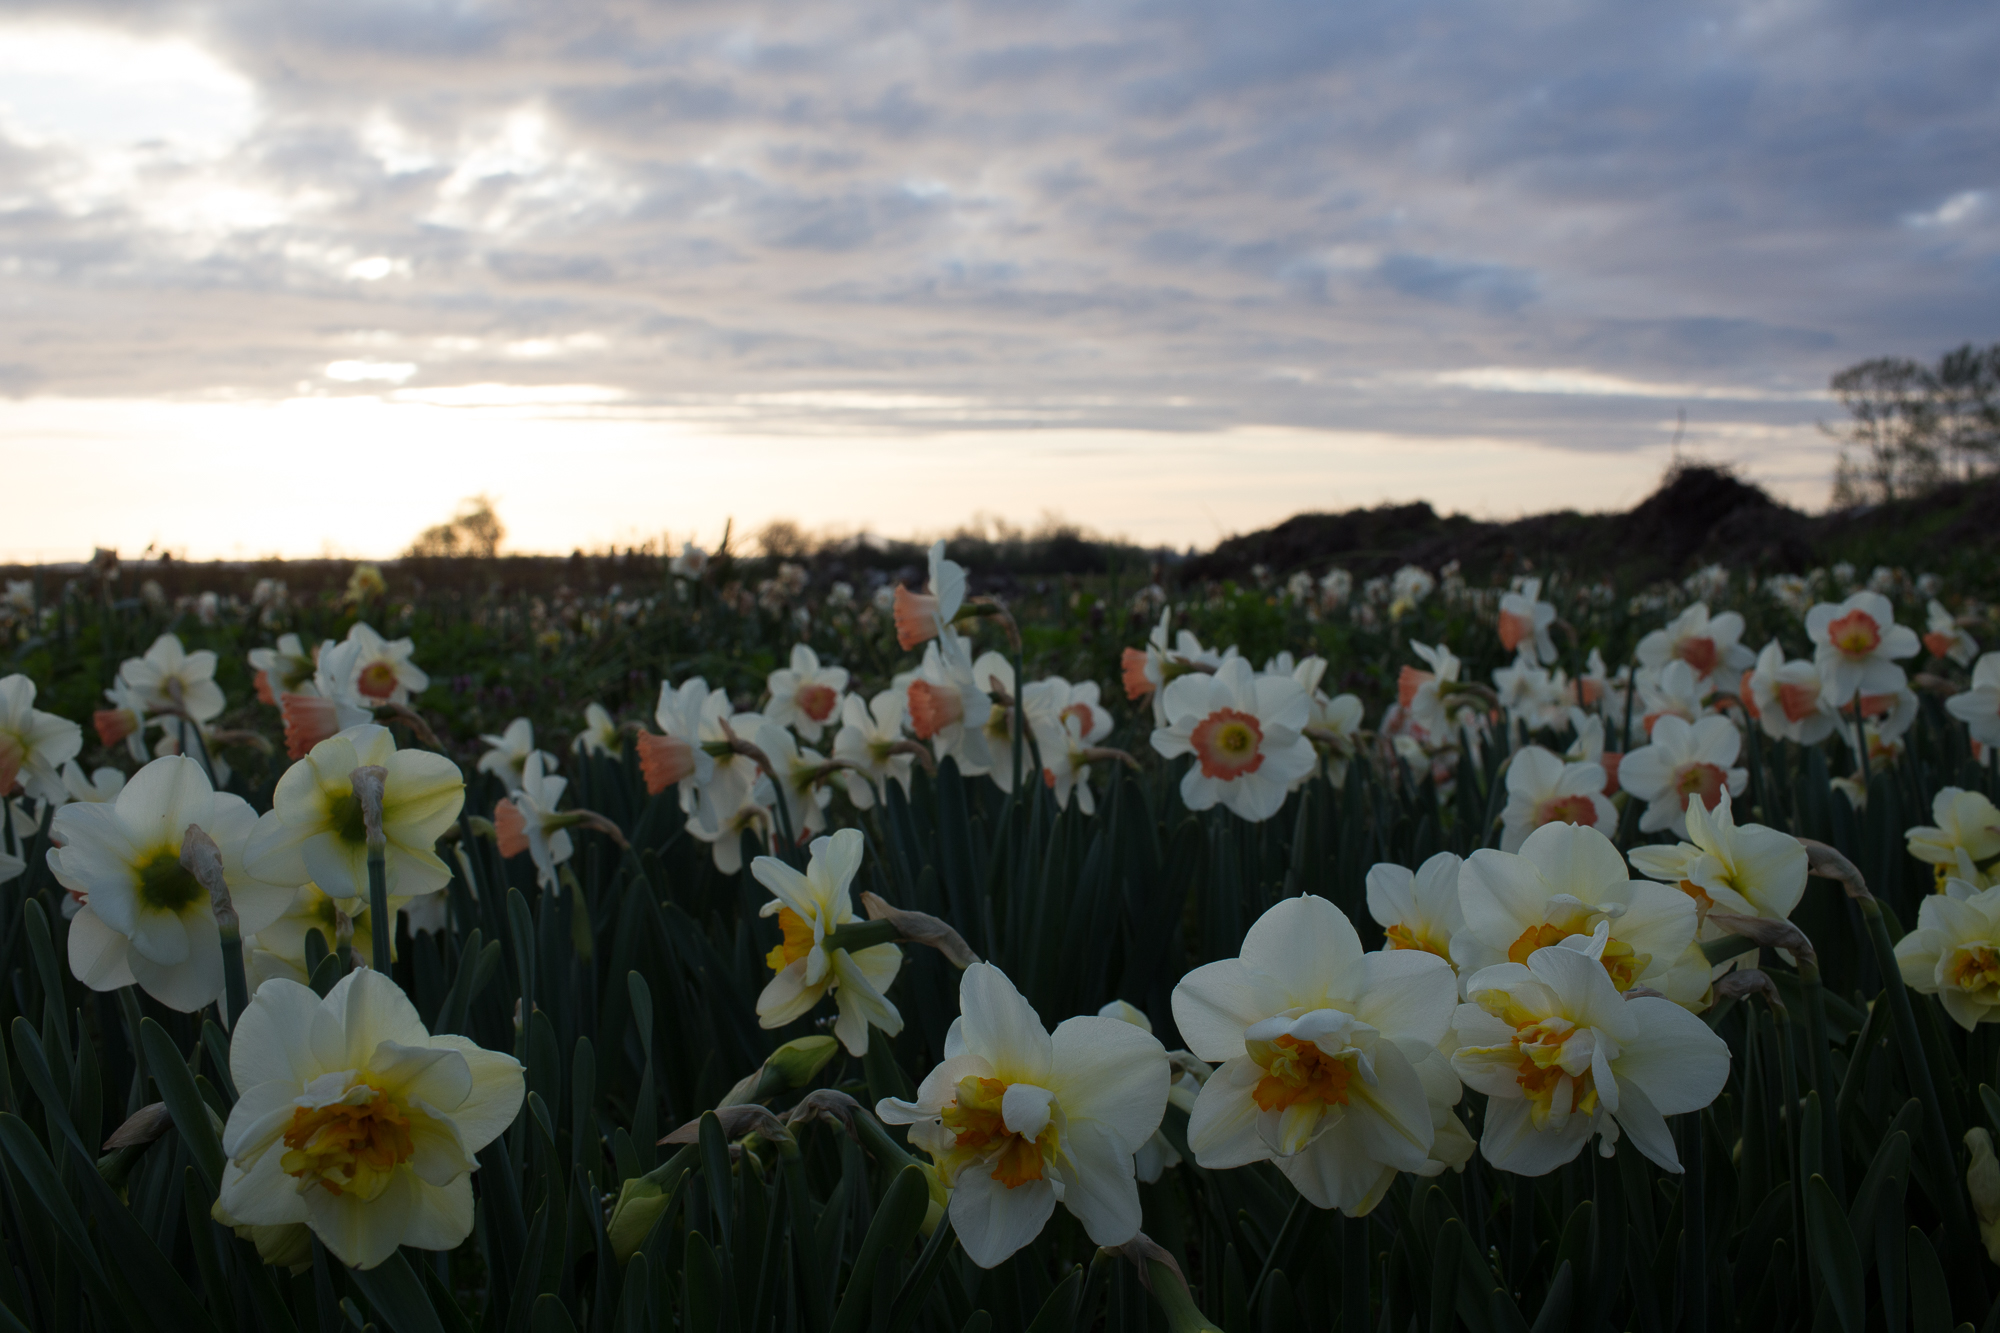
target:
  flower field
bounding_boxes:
[1,542,1999,1332]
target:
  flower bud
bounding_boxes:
[607,1174,676,1263]
[1966,1128,2000,1265]
[766,1035,839,1089]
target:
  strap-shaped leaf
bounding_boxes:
[347,1251,450,1333]
[139,1018,224,1192]
[1804,1174,1864,1333]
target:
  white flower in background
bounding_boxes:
[1454,823,1706,1005]
[1493,653,1568,732]
[0,674,83,805]
[1840,685,1918,743]
[572,703,622,758]
[893,540,970,651]
[1499,746,1615,852]
[906,630,996,777]
[670,542,709,579]
[1320,568,1354,607]
[766,644,850,742]
[1742,642,1840,745]
[1123,610,1232,726]
[1906,788,2000,887]
[1367,852,1464,964]
[755,720,834,839]
[247,725,465,902]
[688,798,772,875]
[1895,881,2000,1029]
[1397,642,1465,740]
[53,756,292,1011]
[1498,577,1558,664]
[1562,709,1607,766]
[243,882,392,988]
[966,652,1025,792]
[1095,1000,1205,1183]
[118,633,225,723]
[1026,676,1114,814]
[476,718,554,793]
[93,676,151,764]
[832,690,916,809]
[1628,790,1806,930]
[1293,656,1365,788]
[1152,658,1315,821]
[216,969,524,1270]
[60,761,125,805]
[1805,591,1918,702]
[754,829,902,1054]
[493,753,575,892]
[1635,659,1709,733]
[1924,600,1979,665]
[1172,894,1465,1213]
[879,962,1167,1267]
[1450,941,1729,1174]
[1618,714,1748,840]
[1636,602,1753,690]
[249,634,316,705]
[1390,566,1436,616]
[1574,649,1616,710]
[641,677,720,796]
[1946,653,2000,747]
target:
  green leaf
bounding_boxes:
[683,1230,732,1333]
[139,1017,224,1192]
[1528,1260,1574,1333]
[830,1164,928,1333]
[347,1251,450,1333]
[1023,1265,1082,1333]
[67,1144,219,1333]
[1906,1226,1951,1333]
[1804,1174,1864,1333]
[0,1113,108,1291]
[529,1295,577,1333]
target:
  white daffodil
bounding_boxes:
[1367,852,1464,965]
[475,718,553,793]
[493,753,575,892]
[1895,881,2000,1029]
[1151,657,1315,822]
[60,761,125,805]
[94,676,152,764]
[1627,790,1805,932]
[1499,746,1615,852]
[118,633,226,723]
[880,962,1168,1267]
[640,677,720,796]
[832,690,916,810]
[1454,823,1707,1006]
[1924,600,1979,666]
[1289,656,1365,787]
[1635,660,1709,732]
[755,720,833,839]
[1095,999,1202,1183]
[670,542,708,579]
[326,622,430,707]
[1493,653,1568,733]
[893,540,970,651]
[244,883,393,988]
[1805,591,1918,703]
[1498,578,1558,665]
[247,725,465,901]
[277,637,380,760]
[249,634,315,706]
[0,673,83,805]
[766,644,850,742]
[1906,788,2000,890]
[1636,602,1753,691]
[572,703,622,758]
[753,828,902,1054]
[1947,653,2000,748]
[1742,642,1840,745]
[907,630,996,778]
[1122,610,1233,727]
[1617,714,1747,840]
[216,969,524,1270]
[1027,677,1115,815]
[1172,894,1463,1213]
[52,756,292,1012]
[1450,941,1729,1174]
[1398,642,1465,741]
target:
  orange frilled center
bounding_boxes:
[1509,921,1648,991]
[356,661,399,700]
[1826,609,1882,657]
[1677,635,1719,676]
[1190,708,1265,779]
[1510,1021,1599,1124]
[1949,945,2000,994]
[1533,794,1598,830]
[1121,648,1153,700]
[906,680,963,739]
[1673,761,1727,812]
[1498,609,1532,653]
[796,683,839,723]
[1251,1034,1354,1113]
[764,907,816,973]
[940,1076,1054,1189]
[1384,922,1452,962]
[281,1084,415,1198]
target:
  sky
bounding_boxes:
[1,0,1996,560]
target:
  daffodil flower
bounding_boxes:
[766,644,850,743]
[893,540,969,650]
[879,962,1168,1267]
[52,756,292,1011]
[1450,940,1729,1175]
[1497,578,1558,665]
[1894,880,2000,1029]
[1499,746,1615,852]
[1905,788,2000,890]
[1627,790,1806,931]
[117,633,226,723]
[1151,657,1315,822]
[1366,852,1464,965]
[1617,713,1747,840]
[1454,823,1707,1006]
[249,633,315,705]
[571,702,622,758]
[216,969,524,1270]
[753,828,901,1054]
[247,724,465,901]
[245,883,394,987]
[1172,894,1462,1214]
[493,753,576,892]
[1805,591,1918,703]
[906,630,995,777]
[1742,641,1841,745]
[1636,602,1753,691]
[0,672,82,805]
[1945,652,2000,747]
[832,689,916,809]
[1923,599,1979,666]
[476,718,553,793]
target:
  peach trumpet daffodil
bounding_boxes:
[249,634,315,706]
[0,673,83,804]
[906,631,996,777]
[1151,657,1315,822]
[1449,940,1729,1174]
[216,968,524,1270]
[755,828,902,1055]
[879,962,1168,1267]
[1805,591,1918,703]
[1121,609,1232,727]
[893,540,970,650]
[246,725,465,902]
[1617,714,1747,840]
[52,756,292,1011]
[766,644,850,743]
[1497,578,1559,665]
[1172,894,1467,1214]
[1499,746,1615,852]
[493,753,576,892]
[1742,642,1840,746]
[1924,599,1979,666]
[1636,602,1753,691]
[1945,653,2000,748]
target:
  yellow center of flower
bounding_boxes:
[1949,944,2000,994]
[765,907,816,973]
[325,790,370,846]
[1251,1034,1355,1113]
[281,1082,415,1201]
[939,1076,1057,1189]
[136,846,203,914]
[1510,1020,1599,1128]
[1509,914,1650,990]
[1384,922,1452,961]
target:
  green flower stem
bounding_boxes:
[1144,1259,1224,1333]
[818,919,901,954]
[351,766,393,976]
